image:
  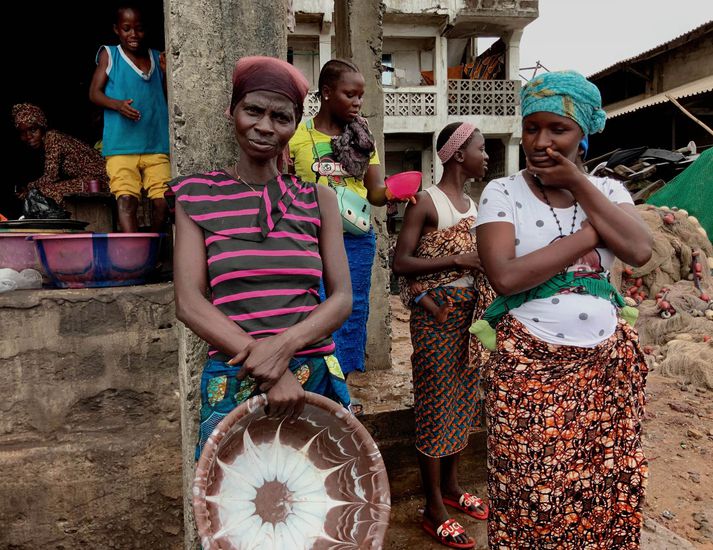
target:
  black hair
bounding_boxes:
[436,122,480,153]
[116,3,143,23]
[316,59,360,98]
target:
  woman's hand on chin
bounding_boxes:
[526,147,586,190]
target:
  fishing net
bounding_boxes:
[610,206,713,298]
[647,147,713,238]
[610,205,713,390]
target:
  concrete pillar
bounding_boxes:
[318,32,332,70]
[333,0,391,371]
[432,131,443,183]
[503,29,523,81]
[504,135,521,175]
[164,1,288,547]
[433,34,449,184]
[318,0,333,70]
[502,27,524,177]
[421,146,434,189]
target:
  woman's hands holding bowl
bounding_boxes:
[229,334,305,418]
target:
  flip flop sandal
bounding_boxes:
[421,517,475,549]
[443,492,489,520]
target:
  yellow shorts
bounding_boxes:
[106,153,171,200]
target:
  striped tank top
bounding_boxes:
[169,170,334,361]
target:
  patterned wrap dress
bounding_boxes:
[404,186,493,457]
[477,172,648,549]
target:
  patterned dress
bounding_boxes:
[485,317,648,549]
[402,207,493,457]
[29,130,108,206]
[477,172,648,548]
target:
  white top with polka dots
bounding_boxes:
[476,171,634,347]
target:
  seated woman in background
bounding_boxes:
[12,103,108,206]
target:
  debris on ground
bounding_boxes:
[587,142,699,203]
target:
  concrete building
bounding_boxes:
[291,0,538,200]
[589,21,713,156]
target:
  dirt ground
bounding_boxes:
[349,296,713,549]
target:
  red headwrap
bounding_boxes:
[228,56,309,117]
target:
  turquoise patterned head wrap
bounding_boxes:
[520,71,606,135]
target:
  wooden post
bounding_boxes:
[666,94,713,138]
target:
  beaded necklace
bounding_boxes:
[533,175,578,237]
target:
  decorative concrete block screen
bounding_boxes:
[304,92,321,118]
[447,79,520,116]
[305,90,439,118]
[384,91,437,116]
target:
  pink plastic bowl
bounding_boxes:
[33,233,162,288]
[0,234,46,275]
[385,170,422,200]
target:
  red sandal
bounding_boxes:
[442,492,489,520]
[421,517,475,549]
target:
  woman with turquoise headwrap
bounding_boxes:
[474,71,653,549]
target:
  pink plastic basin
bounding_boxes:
[385,170,422,200]
[33,233,162,288]
[0,233,47,275]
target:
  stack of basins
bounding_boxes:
[0,219,162,288]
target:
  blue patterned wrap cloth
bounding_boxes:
[520,70,607,136]
[195,355,351,459]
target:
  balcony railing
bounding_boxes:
[447,79,520,116]
[385,89,437,116]
[303,79,519,120]
[304,93,321,118]
[304,89,437,118]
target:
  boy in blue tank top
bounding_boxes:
[89,4,170,233]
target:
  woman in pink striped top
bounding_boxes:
[171,57,353,457]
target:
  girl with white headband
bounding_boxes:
[393,122,493,549]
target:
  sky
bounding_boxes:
[481,0,713,80]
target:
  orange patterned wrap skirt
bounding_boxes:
[485,316,648,549]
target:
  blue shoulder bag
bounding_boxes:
[306,121,371,235]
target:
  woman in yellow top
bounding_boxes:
[290,59,407,389]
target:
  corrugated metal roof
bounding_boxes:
[589,20,713,80]
[606,75,713,119]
